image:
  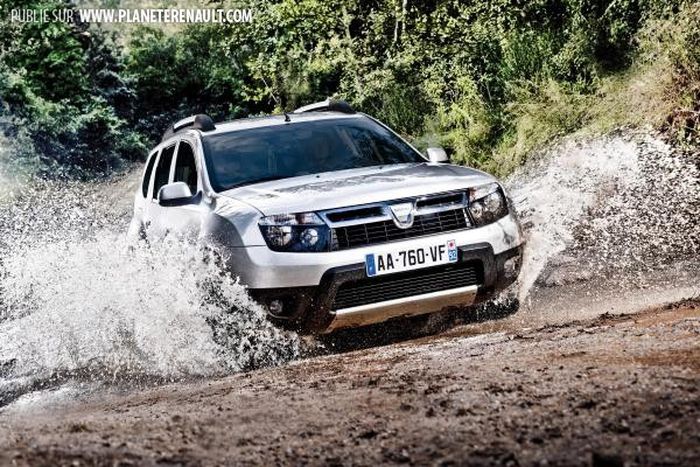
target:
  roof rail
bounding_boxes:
[293,98,356,114]
[162,114,216,142]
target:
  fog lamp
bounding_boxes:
[268,299,284,316]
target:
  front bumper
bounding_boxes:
[226,213,523,288]
[249,242,523,333]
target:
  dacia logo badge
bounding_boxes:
[389,202,415,229]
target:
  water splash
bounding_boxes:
[506,131,699,302]
[0,176,301,405]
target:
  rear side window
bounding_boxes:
[153,144,176,199]
[141,151,158,198]
[174,141,198,194]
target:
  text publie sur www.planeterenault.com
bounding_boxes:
[9,8,254,24]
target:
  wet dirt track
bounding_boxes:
[1,131,698,466]
[1,299,698,466]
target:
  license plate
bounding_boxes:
[365,240,458,277]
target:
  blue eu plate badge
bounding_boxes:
[447,239,458,262]
[365,253,376,276]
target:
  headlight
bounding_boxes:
[259,212,331,252]
[468,183,509,226]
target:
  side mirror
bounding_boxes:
[426,147,449,163]
[158,182,194,207]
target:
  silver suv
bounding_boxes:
[129,100,524,333]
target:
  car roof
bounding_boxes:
[154,111,366,152]
[206,111,365,135]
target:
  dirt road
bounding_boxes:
[1,299,698,466]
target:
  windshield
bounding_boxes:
[202,117,425,192]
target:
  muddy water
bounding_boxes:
[0,173,303,406]
[0,130,698,409]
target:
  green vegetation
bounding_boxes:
[0,0,146,176]
[1,0,698,177]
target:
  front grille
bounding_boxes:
[332,261,483,310]
[332,208,470,250]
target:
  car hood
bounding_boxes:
[218,163,496,215]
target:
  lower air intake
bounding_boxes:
[332,261,483,310]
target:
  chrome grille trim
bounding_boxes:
[319,191,469,228]
[319,191,473,250]
[320,201,391,228]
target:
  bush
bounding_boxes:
[638,2,700,146]
[0,0,144,174]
